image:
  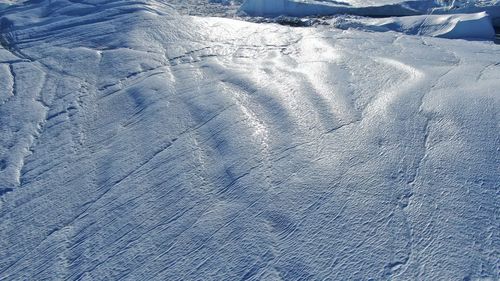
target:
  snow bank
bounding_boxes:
[421,12,496,39]
[332,12,496,40]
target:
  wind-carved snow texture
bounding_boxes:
[0,1,499,280]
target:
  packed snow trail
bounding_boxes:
[0,0,499,280]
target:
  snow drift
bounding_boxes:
[0,0,499,280]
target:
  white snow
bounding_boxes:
[434,0,500,17]
[332,12,496,40]
[0,0,499,280]
[239,0,441,17]
[239,0,500,18]
[240,0,499,40]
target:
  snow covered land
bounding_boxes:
[239,0,500,17]
[330,12,496,40]
[0,0,499,280]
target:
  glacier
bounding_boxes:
[0,0,499,280]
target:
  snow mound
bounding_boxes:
[333,12,496,40]
[418,12,495,39]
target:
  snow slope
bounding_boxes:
[0,0,499,280]
[332,12,496,40]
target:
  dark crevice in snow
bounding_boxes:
[7,63,16,98]
[243,15,323,27]
[0,33,33,63]
[0,62,15,106]
[0,159,6,171]
[494,17,500,43]
[0,187,13,196]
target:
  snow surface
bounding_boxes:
[0,0,499,280]
[332,12,496,40]
[163,0,243,17]
[239,0,442,17]
[239,0,500,17]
